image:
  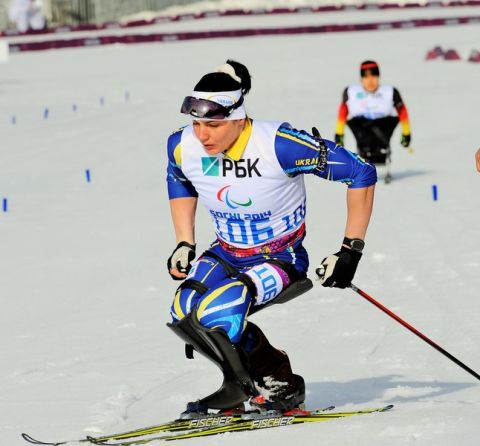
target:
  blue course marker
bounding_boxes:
[100,97,105,106]
[11,115,16,125]
[2,198,7,212]
[43,107,49,119]
[85,169,91,183]
[432,184,438,201]
[72,104,77,112]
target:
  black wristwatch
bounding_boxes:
[343,237,365,253]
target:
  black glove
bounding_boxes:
[167,241,196,280]
[400,134,411,148]
[334,134,344,146]
[316,246,362,288]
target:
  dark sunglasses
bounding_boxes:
[180,96,244,119]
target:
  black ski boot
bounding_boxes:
[239,322,305,413]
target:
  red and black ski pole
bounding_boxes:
[350,283,480,381]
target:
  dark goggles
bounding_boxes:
[360,63,380,77]
[180,95,244,119]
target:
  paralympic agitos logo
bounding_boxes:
[217,185,253,209]
[201,157,261,178]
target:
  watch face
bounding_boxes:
[351,239,365,252]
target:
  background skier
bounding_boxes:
[334,60,411,182]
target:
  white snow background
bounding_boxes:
[1,4,479,446]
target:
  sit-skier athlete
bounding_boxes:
[334,60,412,183]
[166,60,377,418]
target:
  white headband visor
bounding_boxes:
[190,89,246,121]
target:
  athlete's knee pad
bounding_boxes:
[195,279,252,344]
[171,255,233,321]
[170,279,209,321]
[243,262,291,306]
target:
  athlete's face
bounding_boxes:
[193,119,246,155]
[361,73,380,92]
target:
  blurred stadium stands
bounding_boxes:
[0,0,201,31]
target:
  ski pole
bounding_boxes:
[350,283,480,382]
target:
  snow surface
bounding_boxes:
[1,7,480,446]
